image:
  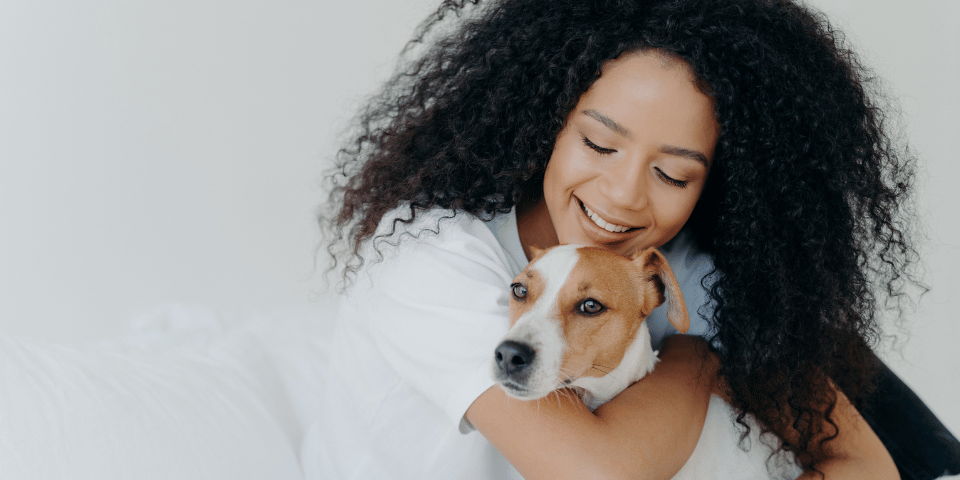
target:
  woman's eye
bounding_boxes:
[655,167,688,188]
[577,299,605,315]
[581,135,616,155]
[511,283,527,300]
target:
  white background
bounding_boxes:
[1,0,957,465]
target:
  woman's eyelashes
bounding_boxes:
[581,135,616,155]
[655,168,688,188]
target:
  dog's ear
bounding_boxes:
[528,245,547,260]
[631,248,690,334]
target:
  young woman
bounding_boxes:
[314,0,919,478]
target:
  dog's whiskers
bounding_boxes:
[588,363,631,385]
[557,367,578,387]
[587,363,613,375]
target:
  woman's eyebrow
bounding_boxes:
[582,109,709,167]
[582,109,632,139]
[660,145,709,168]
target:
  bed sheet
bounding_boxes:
[0,302,335,480]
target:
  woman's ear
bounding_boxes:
[631,248,690,334]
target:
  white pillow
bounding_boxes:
[0,304,315,480]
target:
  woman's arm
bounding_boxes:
[465,335,717,480]
[797,386,899,480]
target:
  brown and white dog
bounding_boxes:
[492,245,801,480]
[493,244,688,410]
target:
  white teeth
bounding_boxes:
[581,203,631,233]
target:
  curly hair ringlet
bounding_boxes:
[320,0,924,472]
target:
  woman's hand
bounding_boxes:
[465,334,717,480]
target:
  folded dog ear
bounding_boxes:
[528,245,547,260]
[631,248,690,334]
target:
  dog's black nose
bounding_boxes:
[495,340,535,375]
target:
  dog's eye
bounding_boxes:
[510,283,527,300]
[578,299,605,315]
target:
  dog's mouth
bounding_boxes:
[498,376,577,397]
[498,380,532,398]
[579,199,640,234]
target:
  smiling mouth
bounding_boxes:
[579,200,638,234]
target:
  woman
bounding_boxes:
[315,0,918,478]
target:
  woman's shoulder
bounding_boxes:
[353,206,519,287]
[658,228,714,281]
[370,206,496,250]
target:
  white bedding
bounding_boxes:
[0,303,335,480]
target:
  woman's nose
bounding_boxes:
[597,160,648,210]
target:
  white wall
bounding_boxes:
[0,0,439,343]
[1,0,957,461]
[803,0,960,449]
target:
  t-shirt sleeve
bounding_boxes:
[347,214,514,431]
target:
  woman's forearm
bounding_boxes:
[466,335,717,480]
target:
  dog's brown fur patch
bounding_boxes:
[555,248,650,379]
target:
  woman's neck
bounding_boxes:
[516,195,559,261]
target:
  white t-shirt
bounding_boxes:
[305,207,714,480]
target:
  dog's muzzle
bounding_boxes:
[492,339,539,396]
[494,340,535,376]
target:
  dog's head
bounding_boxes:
[492,244,689,403]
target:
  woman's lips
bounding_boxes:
[578,200,637,234]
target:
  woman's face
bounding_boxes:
[541,51,719,256]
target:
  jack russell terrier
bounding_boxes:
[492,244,801,480]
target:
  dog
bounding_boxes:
[492,244,801,480]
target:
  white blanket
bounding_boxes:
[0,303,334,480]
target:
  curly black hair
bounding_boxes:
[322,0,922,471]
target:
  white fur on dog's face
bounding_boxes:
[495,244,579,399]
[493,245,687,406]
